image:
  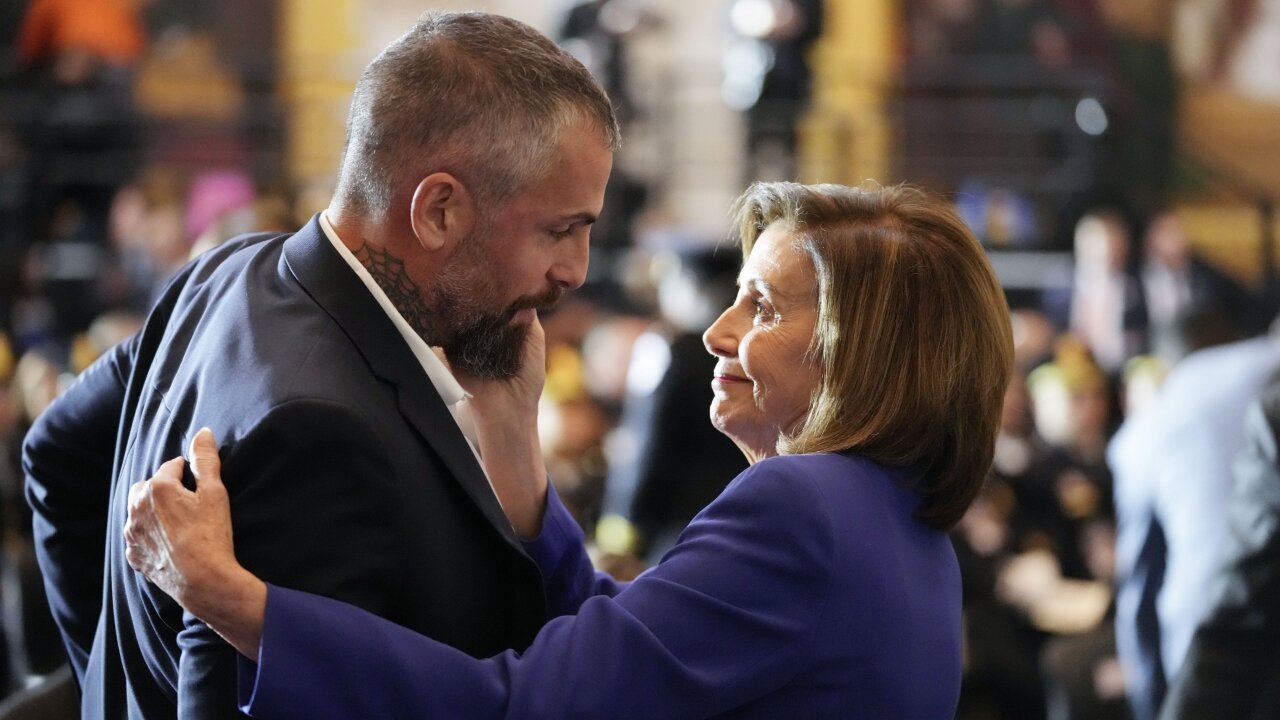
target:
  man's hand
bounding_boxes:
[124,428,267,661]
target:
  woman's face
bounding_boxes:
[703,224,821,461]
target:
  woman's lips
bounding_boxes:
[713,372,750,384]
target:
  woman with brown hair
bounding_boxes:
[124,182,1013,719]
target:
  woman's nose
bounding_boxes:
[703,307,739,358]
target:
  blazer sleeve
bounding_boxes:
[23,232,277,685]
[520,484,626,619]
[23,332,138,681]
[1160,392,1280,720]
[174,399,408,716]
[239,461,835,720]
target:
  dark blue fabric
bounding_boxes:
[242,453,963,719]
[25,218,547,718]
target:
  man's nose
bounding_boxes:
[549,234,590,290]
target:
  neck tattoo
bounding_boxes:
[352,243,438,343]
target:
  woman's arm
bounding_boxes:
[127,458,835,720]
[124,427,629,656]
[521,482,629,617]
[125,430,267,661]
[244,460,832,719]
[454,315,626,610]
[452,315,547,539]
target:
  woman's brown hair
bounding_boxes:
[732,182,1013,529]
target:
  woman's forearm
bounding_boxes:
[184,561,269,663]
[472,411,547,540]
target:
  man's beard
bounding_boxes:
[443,289,559,378]
[431,233,563,379]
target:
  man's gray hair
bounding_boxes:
[334,11,621,217]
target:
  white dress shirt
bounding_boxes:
[318,211,489,474]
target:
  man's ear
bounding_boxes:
[409,173,475,252]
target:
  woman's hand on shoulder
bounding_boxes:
[124,428,268,660]
[124,428,239,610]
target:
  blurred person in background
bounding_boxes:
[15,0,146,252]
[1095,0,1178,219]
[726,0,825,182]
[558,0,660,124]
[956,337,1125,720]
[1068,210,1146,374]
[7,0,147,348]
[122,182,1013,719]
[556,0,652,281]
[1025,340,1117,586]
[1109,320,1280,720]
[1021,344,1124,720]
[1139,211,1264,365]
[1160,373,1280,719]
[953,370,1050,720]
[0,312,133,714]
[602,246,748,564]
[3,346,65,692]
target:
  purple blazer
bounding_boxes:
[237,453,962,719]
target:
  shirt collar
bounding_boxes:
[318,210,471,407]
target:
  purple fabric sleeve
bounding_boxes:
[520,483,627,617]
[237,460,835,719]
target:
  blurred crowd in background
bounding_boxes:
[0,1,1278,719]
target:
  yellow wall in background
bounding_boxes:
[280,0,361,196]
[800,0,897,185]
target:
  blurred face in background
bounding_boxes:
[1074,213,1130,275]
[1144,213,1189,270]
[703,223,821,460]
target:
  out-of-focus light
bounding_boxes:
[730,0,777,39]
[561,38,595,72]
[721,40,772,109]
[1075,97,1108,136]
[599,0,641,35]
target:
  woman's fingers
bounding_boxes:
[122,430,240,611]
[125,457,182,573]
[124,481,150,572]
[188,427,223,493]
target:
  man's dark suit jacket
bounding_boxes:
[1160,378,1280,719]
[23,217,548,718]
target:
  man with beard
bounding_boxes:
[22,12,617,718]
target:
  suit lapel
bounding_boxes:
[280,216,525,554]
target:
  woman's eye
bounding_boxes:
[751,299,773,324]
[549,227,573,239]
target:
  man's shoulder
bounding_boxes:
[180,229,294,287]
[140,227,391,411]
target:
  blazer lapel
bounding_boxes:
[280,216,525,554]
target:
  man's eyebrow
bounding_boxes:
[557,212,598,225]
